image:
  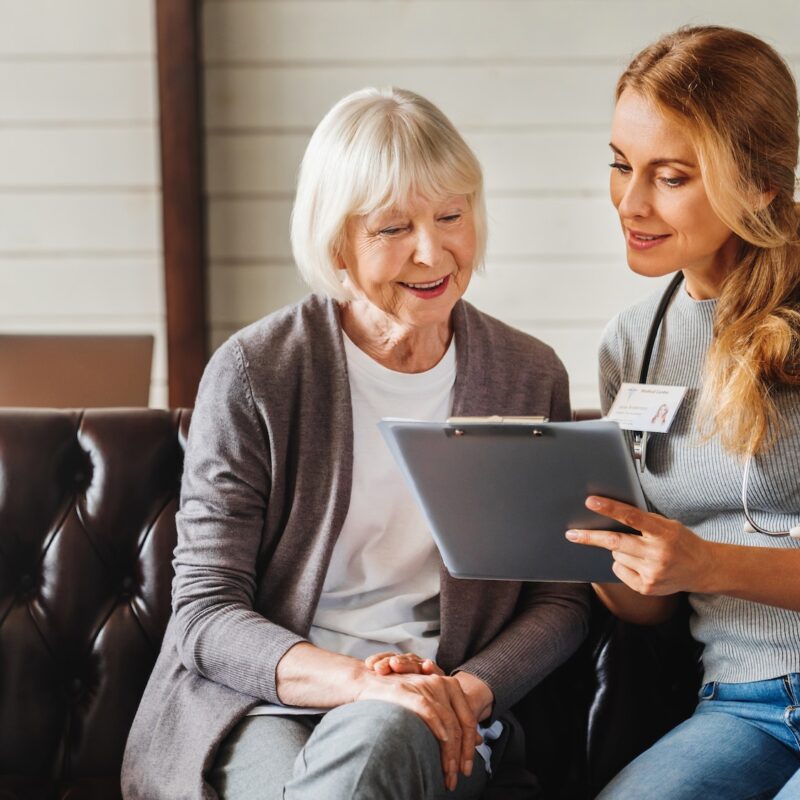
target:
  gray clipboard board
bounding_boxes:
[379,418,647,583]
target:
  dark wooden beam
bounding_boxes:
[155,0,207,408]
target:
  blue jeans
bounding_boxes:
[597,673,800,799]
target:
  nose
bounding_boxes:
[412,224,443,268]
[616,174,652,220]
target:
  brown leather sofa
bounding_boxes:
[0,408,700,800]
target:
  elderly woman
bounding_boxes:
[122,87,589,800]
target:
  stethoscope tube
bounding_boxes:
[635,272,799,538]
[632,272,684,474]
[741,456,800,537]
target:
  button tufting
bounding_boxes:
[72,448,93,490]
[119,576,136,600]
[18,574,34,596]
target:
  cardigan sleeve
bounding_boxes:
[171,337,305,704]
[548,351,572,423]
[454,582,591,715]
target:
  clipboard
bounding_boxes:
[378,418,647,583]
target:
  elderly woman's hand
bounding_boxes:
[364,651,445,676]
[354,669,482,792]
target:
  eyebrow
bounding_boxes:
[366,206,404,220]
[609,143,697,169]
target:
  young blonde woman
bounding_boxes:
[566,26,800,799]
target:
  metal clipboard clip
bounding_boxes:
[446,416,550,437]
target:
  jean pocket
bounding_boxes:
[698,682,717,701]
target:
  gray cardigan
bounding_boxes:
[122,295,590,800]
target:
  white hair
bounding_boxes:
[290,87,487,300]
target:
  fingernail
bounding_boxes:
[586,496,602,510]
[565,530,580,541]
[448,775,457,791]
[464,759,473,777]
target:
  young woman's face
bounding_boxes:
[609,89,738,295]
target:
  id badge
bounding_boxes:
[606,382,687,432]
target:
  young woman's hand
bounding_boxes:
[566,495,714,595]
[364,651,444,676]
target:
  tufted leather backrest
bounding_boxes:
[0,406,699,800]
[0,409,190,800]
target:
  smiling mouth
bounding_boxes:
[626,230,671,250]
[399,275,451,298]
[400,277,447,290]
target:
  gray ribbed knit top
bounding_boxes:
[599,283,800,684]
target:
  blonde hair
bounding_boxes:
[291,87,487,301]
[618,26,800,457]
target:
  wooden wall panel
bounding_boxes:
[0,128,158,188]
[204,64,621,130]
[0,257,163,319]
[203,1,799,63]
[0,0,164,405]
[1,0,154,55]
[0,62,156,123]
[0,193,159,253]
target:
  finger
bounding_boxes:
[432,704,459,792]
[365,651,397,669]
[384,679,459,790]
[610,549,648,570]
[565,528,644,555]
[433,695,462,790]
[388,655,425,674]
[611,558,645,592]
[371,657,395,675]
[413,676,465,788]
[401,690,451,746]
[420,659,445,676]
[445,680,478,778]
[586,496,665,533]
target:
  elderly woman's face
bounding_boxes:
[341,194,476,327]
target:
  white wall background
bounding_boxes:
[202,0,799,409]
[0,0,166,405]
[1,2,796,409]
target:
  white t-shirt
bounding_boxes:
[307,331,456,661]
[248,333,503,768]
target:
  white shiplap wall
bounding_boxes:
[204,0,800,408]
[0,0,166,406]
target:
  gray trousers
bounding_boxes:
[209,699,489,800]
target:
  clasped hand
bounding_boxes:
[356,651,483,792]
[566,495,712,594]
